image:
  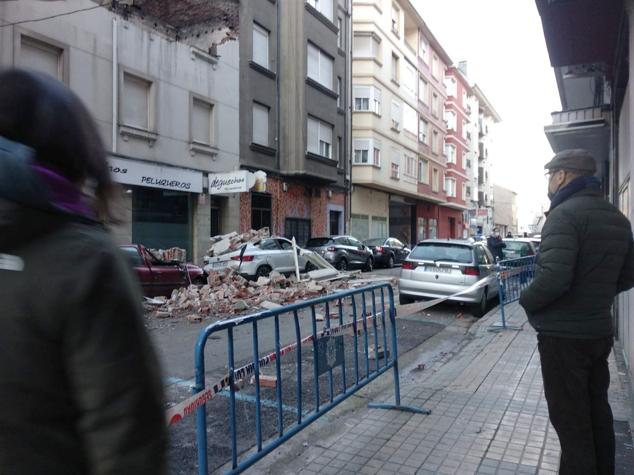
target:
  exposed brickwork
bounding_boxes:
[239,191,252,233]
[238,177,343,237]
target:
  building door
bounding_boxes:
[251,193,272,231]
[449,217,456,238]
[285,218,311,246]
[329,210,341,235]
[210,196,221,237]
[389,201,414,247]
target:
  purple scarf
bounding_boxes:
[31,162,96,220]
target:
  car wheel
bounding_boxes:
[399,293,414,305]
[256,265,272,278]
[363,257,374,272]
[471,289,487,318]
[387,255,395,269]
[192,275,206,285]
[304,261,317,273]
[336,258,348,271]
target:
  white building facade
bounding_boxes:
[0,1,240,263]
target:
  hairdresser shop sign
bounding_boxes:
[108,156,203,193]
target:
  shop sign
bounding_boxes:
[209,170,267,195]
[108,156,203,193]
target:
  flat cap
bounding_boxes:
[544,149,596,174]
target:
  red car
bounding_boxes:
[120,244,205,297]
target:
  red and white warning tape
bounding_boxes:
[166,312,378,425]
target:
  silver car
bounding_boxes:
[203,237,316,279]
[398,240,499,317]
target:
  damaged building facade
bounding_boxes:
[237,0,352,245]
[0,0,240,263]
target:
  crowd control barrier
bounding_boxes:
[494,256,536,329]
[192,283,428,474]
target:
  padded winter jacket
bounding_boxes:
[519,186,634,338]
[0,141,167,474]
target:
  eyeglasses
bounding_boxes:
[545,169,561,180]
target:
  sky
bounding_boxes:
[412,0,562,231]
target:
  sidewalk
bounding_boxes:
[261,302,634,475]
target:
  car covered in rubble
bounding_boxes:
[120,244,206,297]
[203,237,318,279]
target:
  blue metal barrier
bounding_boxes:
[193,283,428,474]
[494,256,536,329]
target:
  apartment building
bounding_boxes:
[443,66,471,238]
[351,0,453,246]
[237,0,352,245]
[0,0,240,263]
[492,184,518,236]
[471,84,501,236]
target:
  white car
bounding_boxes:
[203,237,317,279]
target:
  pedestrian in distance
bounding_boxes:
[519,149,634,475]
[486,227,506,261]
[506,231,513,238]
[0,69,167,475]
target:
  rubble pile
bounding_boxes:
[149,247,187,262]
[207,228,270,257]
[147,267,354,320]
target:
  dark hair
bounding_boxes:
[0,68,117,221]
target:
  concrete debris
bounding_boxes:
[255,276,270,287]
[207,228,270,257]
[149,266,357,320]
[149,247,187,262]
[249,374,277,389]
[307,268,339,281]
[186,314,203,323]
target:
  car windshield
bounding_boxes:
[306,238,331,247]
[409,243,473,263]
[364,238,385,246]
[120,247,144,267]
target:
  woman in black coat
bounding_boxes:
[0,69,167,475]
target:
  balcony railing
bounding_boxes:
[550,107,609,124]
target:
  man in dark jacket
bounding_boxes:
[519,149,634,475]
[486,227,506,261]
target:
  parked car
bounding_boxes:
[120,244,205,297]
[203,237,316,279]
[363,237,411,268]
[528,236,541,252]
[398,240,499,317]
[501,239,537,260]
[305,235,374,271]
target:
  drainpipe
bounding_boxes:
[112,16,118,154]
[275,1,281,173]
[346,0,353,233]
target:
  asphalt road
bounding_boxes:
[146,265,489,474]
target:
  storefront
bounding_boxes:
[108,155,204,260]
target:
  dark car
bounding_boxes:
[120,244,205,297]
[363,237,411,268]
[305,235,374,272]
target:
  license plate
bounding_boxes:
[424,266,451,273]
[212,261,228,269]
